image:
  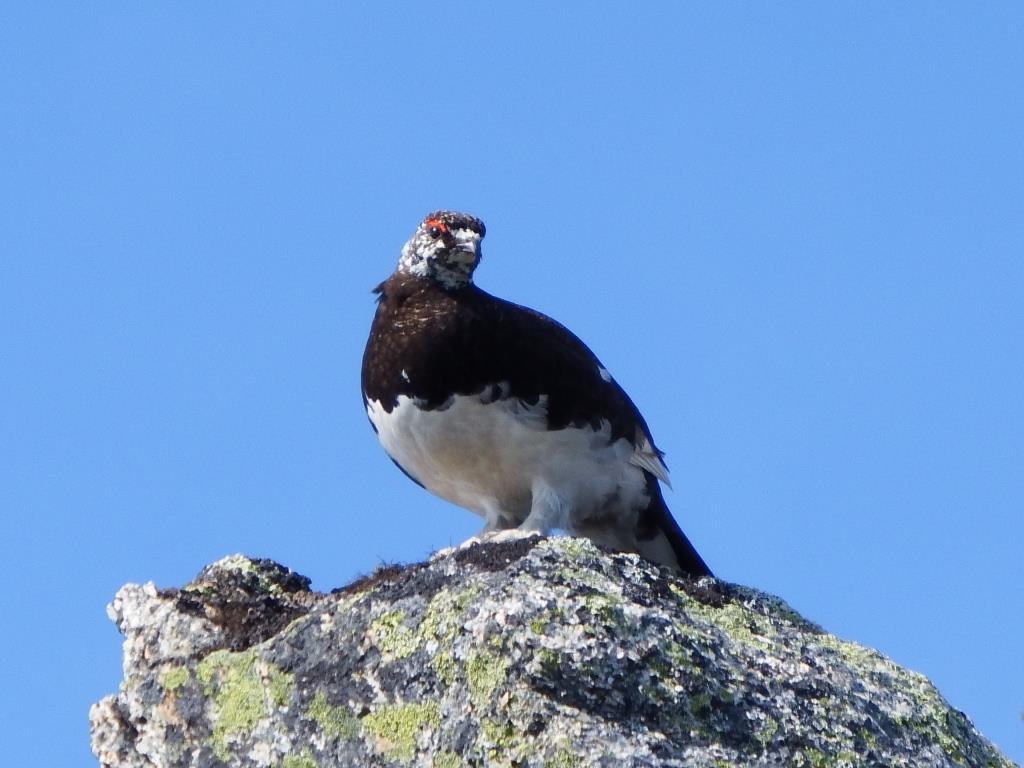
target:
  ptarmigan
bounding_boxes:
[361,210,711,576]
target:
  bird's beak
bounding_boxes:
[450,236,482,263]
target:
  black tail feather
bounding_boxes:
[636,478,713,577]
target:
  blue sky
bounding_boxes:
[2,3,1022,765]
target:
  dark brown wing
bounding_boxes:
[361,275,661,454]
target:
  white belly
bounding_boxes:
[365,392,650,531]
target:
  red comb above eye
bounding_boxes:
[425,218,447,232]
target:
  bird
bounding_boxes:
[360,210,712,576]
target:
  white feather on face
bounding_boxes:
[397,215,484,289]
[365,390,653,533]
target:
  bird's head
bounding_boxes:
[397,210,486,289]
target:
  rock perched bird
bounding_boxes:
[361,211,711,576]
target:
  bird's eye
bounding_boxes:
[425,218,447,239]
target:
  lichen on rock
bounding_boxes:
[90,538,1015,768]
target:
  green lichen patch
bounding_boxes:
[307,691,360,740]
[534,647,562,675]
[370,610,419,659]
[580,591,628,631]
[430,650,458,687]
[814,632,892,673]
[549,536,591,561]
[466,650,509,709]
[477,718,531,766]
[421,587,482,689]
[811,629,1004,765]
[361,701,440,762]
[421,586,479,646]
[526,602,567,639]
[678,596,776,650]
[196,649,293,760]
[281,753,318,768]
[892,678,1013,767]
[544,748,582,768]
[431,750,462,768]
[268,668,291,708]
[161,665,189,693]
[662,637,692,671]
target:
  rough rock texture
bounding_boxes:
[91,538,1014,768]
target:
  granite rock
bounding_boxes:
[90,538,1015,767]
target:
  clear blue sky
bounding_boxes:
[2,3,1021,765]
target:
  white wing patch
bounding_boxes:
[597,366,612,383]
[629,428,671,487]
